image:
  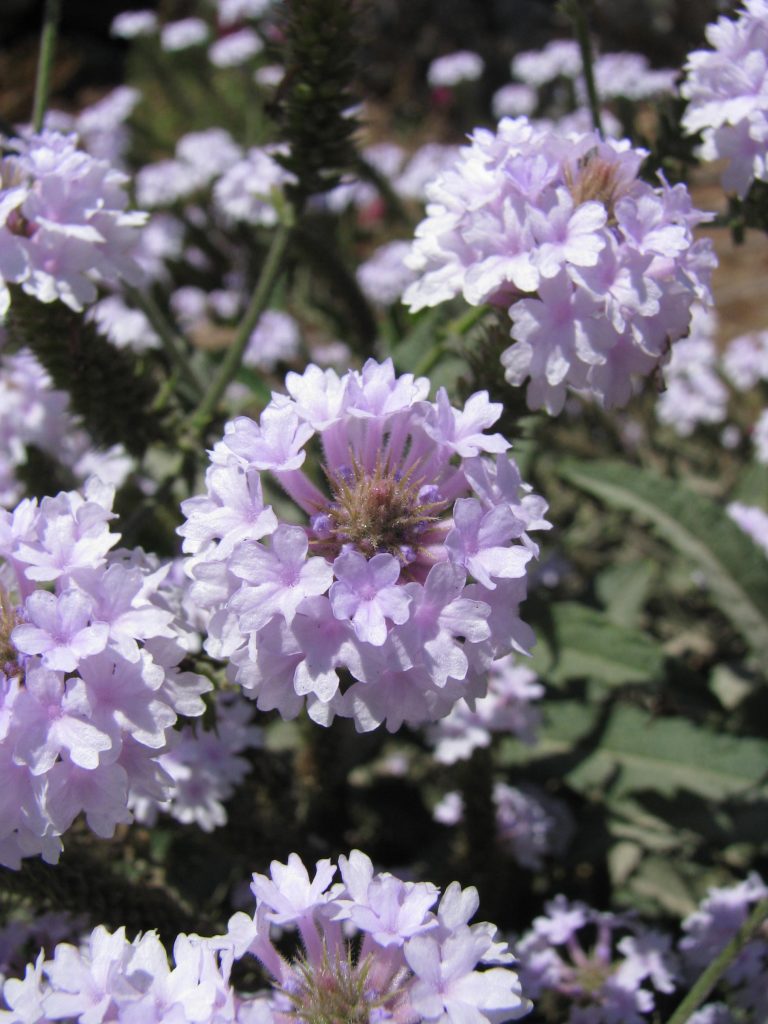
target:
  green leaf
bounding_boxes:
[558,459,768,660]
[596,560,656,628]
[532,601,664,686]
[559,702,767,799]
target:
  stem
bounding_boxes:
[32,0,62,133]
[562,0,603,137]
[663,898,768,1024]
[412,305,490,378]
[187,223,291,434]
[125,286,206,403]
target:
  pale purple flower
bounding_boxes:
[427,51,485,88]
[217,0,274,24]
[657,305,729,436]
[330,550,411,645]
[511,40,582,88]
[244,310,300,370]
[0,131,147,313]
[727,501,768,555]
[428,656,543,763]
[110,10,158,38]
[722,328,768,389]
[356,240,418,306]
[493,84,537,120]
[680,874,768,1017]
[209,27,264,67]
[518,896,678,1023]
[180,359,547,730]
[0,484,210,868]
[214,147,295,226]
[681,2,768,196]
[161,17,210,51]
[404,118,715,412]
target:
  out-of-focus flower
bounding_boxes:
[680,1,768,196]
[727,501,768,555]
[427,51,485,88]
[493,84,537,120]
[722,328,768,390]
[657,305,728,436]
[244,310,301,370]
[0,130,147,314]
[209,27,264,67]
[511,40,582,88]
[213,147,295,225]
[433,782,572,871]
[110,9,158,38]
[356,240,419,306]
[179,359,547,731]
[517,895,677,1023]
[680,873,768,1018]
[160,17,210,52]
[427,655,543,763]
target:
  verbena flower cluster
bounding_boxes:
[426,655,542,763]
[680,0,768,197]
[0,481,209,868]
[404,117,715,413]
[179,358,549,731]
[0,130,147,314]
[433,783,572,871]
[679,872,768,1019]
[517,895,677,1023]
[0,850,531,1024]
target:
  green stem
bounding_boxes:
[32,0,62,133]
[663,897,768,1024]
[413,305,490,378]
[562,0,603,137]
[125,286,206,403]
[187,223,291,434]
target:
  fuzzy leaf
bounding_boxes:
[531,601,664,686]
[558,459,768,660]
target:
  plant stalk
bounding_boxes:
[187,223,292,434]
[663,897,768,1024]
[561,0,603,137]
[32,0,62,133]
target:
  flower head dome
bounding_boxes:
[180,358,549,731]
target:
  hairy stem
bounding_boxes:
[663,897,768,1024]
[32,0,62,132]
[561,0,603,136]
[188,223,292,434]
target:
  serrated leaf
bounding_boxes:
[536,601,664,686]
[574,703,767,798]
[558,459,768,660]
[501,702,768,801]
[596,560,655,628]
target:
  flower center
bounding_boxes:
[564,153,627,218]
[281,948,404,1024]
[0,587,23,678]
[310,455,448,565]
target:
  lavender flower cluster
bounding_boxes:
[179,358,549,731]
[0,481,209,867]
[0,850,530,1024]
[681,0,768,197]
[0,131,146,315]
[404,118,715,413]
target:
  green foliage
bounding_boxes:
[558,458,768,662]
[277,0,359,201]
